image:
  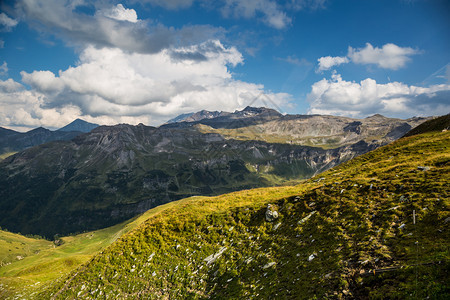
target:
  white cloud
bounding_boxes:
[0,12,18,30]
[317,43,420,72]
[307,73,450,118]
[100,4,138,23]
[316,56,349,72]
[0,78,23,93]
[222,0,291,29]
[348,43,420,70]
[0,79,83,131]
[0,62,8,76]
[15,0,219,54]
[12,40,291,128]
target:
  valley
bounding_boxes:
[0,115,448,299]
[0,108,429,239]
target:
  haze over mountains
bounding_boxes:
[0,107,433,238]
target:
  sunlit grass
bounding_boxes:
[0,152,16,161]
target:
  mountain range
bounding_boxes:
[0,119,99,158]
[164,107,429,149]
[0,115,448,299]
[0,108,433,238]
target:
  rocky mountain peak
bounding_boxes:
[58,119,99,133]
[365,113,388,120]
[236,106,281,117]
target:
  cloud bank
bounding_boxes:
[1,41,291,130]
[308,72,450,118]
[14,0,220,55]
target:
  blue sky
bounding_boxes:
[0,0,449,131]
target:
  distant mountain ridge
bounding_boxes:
[165,107,431,149]
[0,127,82,156]
[57,118,99,133]
[164,106,281,127]
[0,119,99,157]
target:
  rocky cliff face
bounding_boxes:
[165,108,430,148]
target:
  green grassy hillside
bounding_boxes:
[28,130,448,299]
[0,206,173,299]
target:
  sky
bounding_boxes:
[0,0,449,131]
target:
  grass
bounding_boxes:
[0,205,175,299]
[0,231,52,268]
[0,152,16,161]
[1,130,449,299]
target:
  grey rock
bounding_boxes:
[262,262,276,269]
[417,166,431,171]
[265,204,279,222]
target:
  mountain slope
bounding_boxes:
[38,129,449,299]
[0,123,377,238]
[0,126,83,156]
[0,109,434,239]
[57,119,99,133]
[403,113,450,137]
[0,205,168,299]
[165,107,430,149]
[165,112,195,124]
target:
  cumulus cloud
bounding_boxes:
[0,78,23,93]
[348,43,420,70]
[317,43,420,71]
[307,72,450,118]
[221,0,291,29]
[14,0,220,54]
[0,12,18,31]
[317,56,349,72]
[100,4,138,23]
[0,78,84,131]
[12,41,291,128]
